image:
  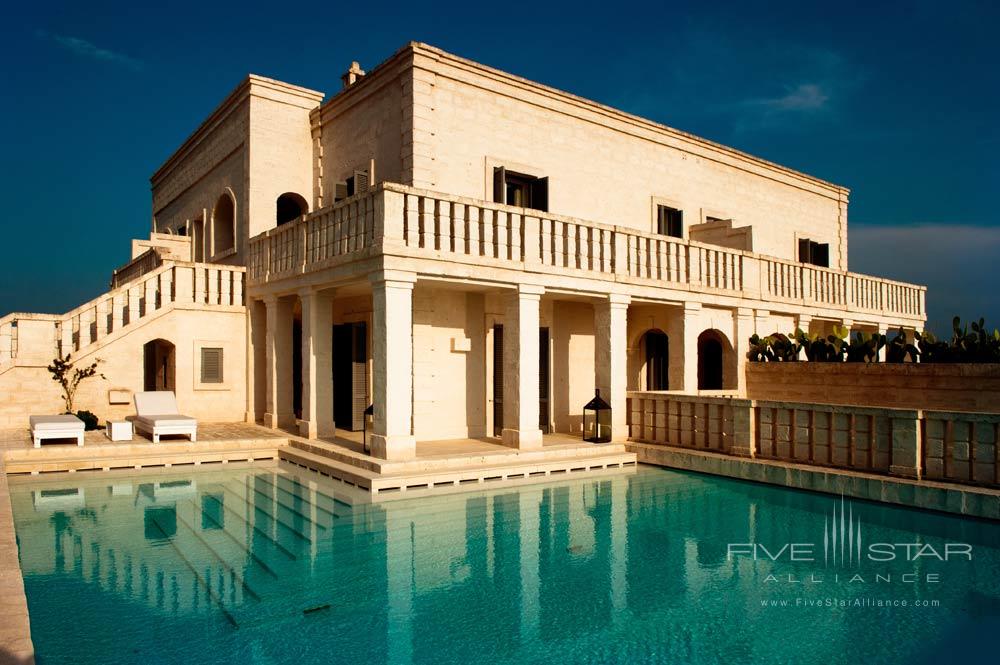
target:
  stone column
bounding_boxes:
[247,299,267,423]
[595,294,630,441]
[370,270,416,460]
[298,289,335,439]
[263,296,294,430]
[877,324,889,363]
[888,410,922,479]
[733,307,754,396]
[681,302,702,393]
[502,284,545,449]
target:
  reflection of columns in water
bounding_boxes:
[309,479,318,568]
[519,487,541,644]
[385,510,414,665]
[610,477,628,627]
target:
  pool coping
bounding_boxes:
[629,442,1000,521]
[0,458,34,665]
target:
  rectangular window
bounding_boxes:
[200,347,224,384]
[492,167,548,212]
[798,239,830,268]
[656,205,683,238]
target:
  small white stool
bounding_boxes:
[106,420,133,442]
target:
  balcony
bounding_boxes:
[246,183,925,321]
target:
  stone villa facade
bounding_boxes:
[0,42,926,460]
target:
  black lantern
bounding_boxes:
[583,389,612,443]
[363,403,374,454]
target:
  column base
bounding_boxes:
[263,412,295,430]
[297,420,336,440]
[730,445,755,458]
[889,464,921,479]
[370,434,416,461]
[501,428,543,450]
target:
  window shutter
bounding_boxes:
[200,347,223,384]
[532,177,549,212]
[668,209,683,238]
[798,238,812,264]
[538,327,550,432]
[335,182,349,202]
[351,322,367,430]
[493,167,506,204]
[814,243,830,268]
[354,170,370,194]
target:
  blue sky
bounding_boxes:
[1,0,997,334]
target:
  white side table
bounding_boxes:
[106,420,133,442]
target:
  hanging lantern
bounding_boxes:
[363,403,374,454]
[582,389,612,443]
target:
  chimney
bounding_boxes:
[341,61,366,89]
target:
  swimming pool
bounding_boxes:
[9,463,1000,664]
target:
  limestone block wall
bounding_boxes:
[0,308,247,429]
[247,84,322,239]
[746,363,1000,413]
[412,288,485,440]
[407,45,848,268]
[315,58,409,207]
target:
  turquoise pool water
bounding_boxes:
[9,464,1000,664]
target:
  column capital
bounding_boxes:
[755,309,770,319]
[369,269,417,288]
[735,307,754,319]
[516,283,545,297]
[683,301,702,315]
[841,318,854,329]
[606,293,631,307]
[262,294,279,306]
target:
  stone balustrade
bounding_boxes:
[627,392,998,488]
[246,184,926,320]
[0,262,246,366]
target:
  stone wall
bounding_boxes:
[0,307,247,429]
[746,363,1000,413]
[407,44,848,268]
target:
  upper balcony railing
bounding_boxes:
[247,183,925,319]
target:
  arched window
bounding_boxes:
[212,193,235,256]
[190,219,205,262]
[697,330,733,390]
[640,330,669,390]
[276,192,308,226]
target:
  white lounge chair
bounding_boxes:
[29,415,85,448]
[133,391,197,443]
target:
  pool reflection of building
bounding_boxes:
[11,466,922,662]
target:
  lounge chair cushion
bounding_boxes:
[134,391,180,416]
[135,414,197,428]
[30,415,85,431]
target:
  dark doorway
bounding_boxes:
[539,327,550,433]
[493,325,503,437]
[642,330,669,390]
[143,339,175,392]
[697,331,724,390]
[492,325,550,436]
[293,319,302,420]
[333,322,367,431]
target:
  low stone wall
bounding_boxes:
[627,392,999,490]
[746,363,1000,412]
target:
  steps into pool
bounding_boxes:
[280,438,637,497]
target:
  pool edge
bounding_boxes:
[0,460,34,665]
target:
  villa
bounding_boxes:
[2,41,999,665]
[0,42,926,461]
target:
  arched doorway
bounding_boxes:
[212,192,235,256]
[640,330,669,390]
[697,330,726,390]
[276,192,308,226]
[143,339,176,392]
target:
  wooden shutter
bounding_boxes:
[814,242,830,267]
[351,322,367,430]
[532,177,549,212]
[539,328,550,432]
[200,347,223,383]
[493,167,506,204]
[493,325,503,436]
[798,238,812,264]
[354,170,370,195]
